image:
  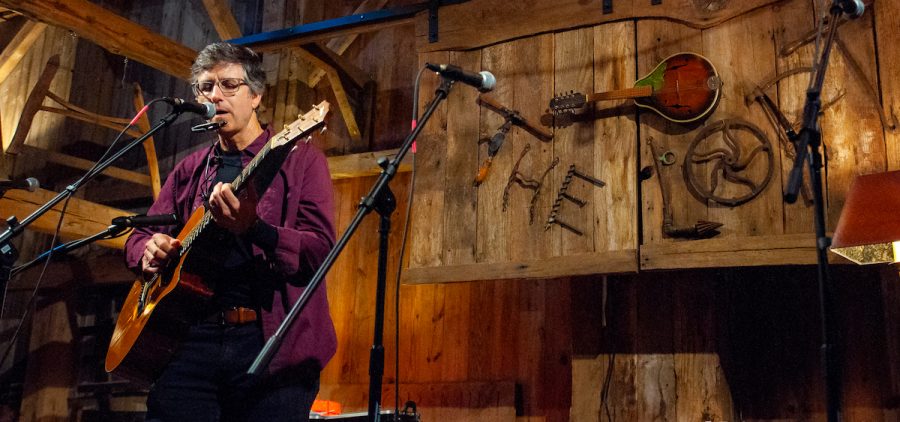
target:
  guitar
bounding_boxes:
[549,52,722,123]
[105,102,330,383]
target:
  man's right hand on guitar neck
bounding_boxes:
[141,233,182,278]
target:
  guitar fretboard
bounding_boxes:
[176,106,326,253]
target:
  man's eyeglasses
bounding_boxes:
[192,78,247,97]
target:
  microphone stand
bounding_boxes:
[9,224,130,277]
[248,76,456,422]
[783,2,857,421]
[0,108,187,294]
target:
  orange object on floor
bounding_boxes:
[311,399,342,416]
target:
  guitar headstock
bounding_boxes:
[549,91,587,113]
[273,101,331,147]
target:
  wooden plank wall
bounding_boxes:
[4,0,900,421]
[406,0,897,272]
[570,265,896,421]
[322,174,573,422]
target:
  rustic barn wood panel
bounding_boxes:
[877,0,900,170]
[406,21,639,284]
[815,2,887,226]
[407,0,897,281]
[407,50,449,270]
[440,50,480,266]
[414,0,785,52]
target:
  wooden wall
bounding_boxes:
[405,0,898,282]
[2,0,900,421]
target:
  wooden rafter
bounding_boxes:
[0,20,46,85]
[307,0,389,88]
[6,53,60,154]
[20,145,152,187]
[0,188,131,249]
[8,55,160,194]
[294,44,369,143]
[132,83,161,199]
[201,0,242,40]
[0,0,195,79]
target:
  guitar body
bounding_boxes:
[549,52,721,123]
[105,206,212,384]
[633,52,721,123]
[105,101,331,384]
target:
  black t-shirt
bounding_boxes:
[207,148,255,309]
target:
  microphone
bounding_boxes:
[836,0,864,18]
[163,98,216,119]
[111,213,179,228]
[425,63,496,92]
[0,177,38,192]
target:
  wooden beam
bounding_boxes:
[241,17,414,54]
[0,188,131,249]
[414,0,785,52]
[20,145,152,187]
[132,83,161,199]
[299,42,369,90]
[308,0,389,88]
[402,250,637,284]
[327,148,412,180]
[38,106,143,137]
[6,54,58,154]
[293,47,362,143]
[0,20,46,85]
[201,0,242,40]
[0,0,195,79]
[639,234,851,271]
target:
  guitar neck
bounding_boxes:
[586,85,652,102]
[179,140,274,252]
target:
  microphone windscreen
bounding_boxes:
[202,102,216,119]
[479,71,496,92]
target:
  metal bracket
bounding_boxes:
[603,0,613,14]
[429,0,440,43]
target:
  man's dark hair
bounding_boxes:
[191,42,266,95]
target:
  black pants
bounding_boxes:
[145,322,319,422]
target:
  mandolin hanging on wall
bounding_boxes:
[549,52,722,123]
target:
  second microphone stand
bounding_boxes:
[783,2,858,421]
[248,77,455,422]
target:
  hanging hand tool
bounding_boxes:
[474,94,553,186]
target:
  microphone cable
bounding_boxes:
[390,64,428,417]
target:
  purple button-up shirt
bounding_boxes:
[124,126,337,374]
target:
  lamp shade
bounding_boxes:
[831,170,900,264]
